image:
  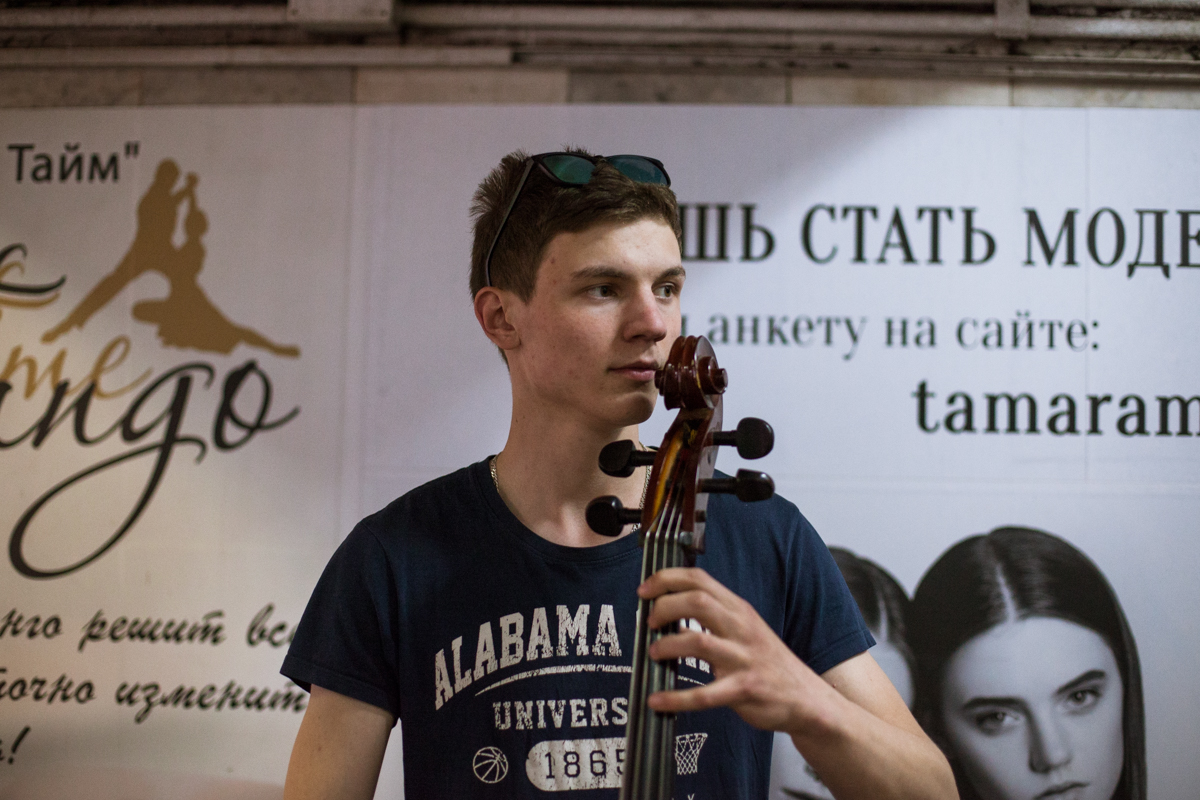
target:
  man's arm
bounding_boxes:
[640,567,957,800]
[797,652,952,800]
[283,685,393,800]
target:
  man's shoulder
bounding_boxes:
[706,474,810,539]
[356,459,491,542]
[703,482,830,587]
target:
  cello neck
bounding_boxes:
[585,335,774,800]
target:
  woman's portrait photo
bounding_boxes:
[909,527,1145,800]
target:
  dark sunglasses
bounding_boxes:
[483,152,672,288]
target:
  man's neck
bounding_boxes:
[495,405,650,548]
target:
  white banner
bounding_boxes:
[0,108,353,796]
[1,105,1196,799]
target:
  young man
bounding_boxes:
[281,150,956,799]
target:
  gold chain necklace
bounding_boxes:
[489,451,651,522]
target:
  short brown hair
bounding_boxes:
[469,148,682,300]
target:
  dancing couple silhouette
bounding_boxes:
[43,158,300,359]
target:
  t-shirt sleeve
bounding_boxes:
[783,512,876,675]
[281,520,401,720]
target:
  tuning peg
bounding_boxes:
[586,496,643,537]
[710,418,774,460]
[598,440,656,478]
[699,469,775,503]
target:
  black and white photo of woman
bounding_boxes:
[909,527,1145,800]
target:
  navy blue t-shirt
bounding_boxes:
[282,459,873,799]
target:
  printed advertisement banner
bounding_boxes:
[1,105,1197,800]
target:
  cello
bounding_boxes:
[586,335,775,800]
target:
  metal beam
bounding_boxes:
[521,46,1200,81]
[0,5,288,29]
[1038,0,1200,7]
[1031,16,1200,38]
[287,0,396,32]
[0,45,511,68]
[400,5,996,36]
[400,4,1200,40]
[2,2,1196,42]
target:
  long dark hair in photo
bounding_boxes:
[909,527,1145,800]
[829,547,914,676]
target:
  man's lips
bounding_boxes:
[611,361,660,381]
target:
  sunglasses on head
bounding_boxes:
[483,152,672,288]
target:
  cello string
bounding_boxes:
[642,453,686,798]
[650,463,688,797]
[627,506,660,798]
[659,491,685,798]
[643,474,675,798]
[627,459,678,799]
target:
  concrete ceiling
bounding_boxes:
[1,1,1198,83]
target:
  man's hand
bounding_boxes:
[639,565,828,732]
[638,567,957,800]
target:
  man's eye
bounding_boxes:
[972,709,1020,734]
[588,285,616,298]
[655,284,678,298]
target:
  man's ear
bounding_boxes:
[474,287,522,352]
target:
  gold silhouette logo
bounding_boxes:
[43,159,300,358]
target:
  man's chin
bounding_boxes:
[608,392,659,429]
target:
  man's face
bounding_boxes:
[506,217,684,431]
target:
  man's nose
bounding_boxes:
[625,287,669,341]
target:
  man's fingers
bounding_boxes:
[644,589,736,636]
[647,626,742,668]
[646,679,743,714]
[639,567,733,603]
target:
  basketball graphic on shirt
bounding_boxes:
[675,732,708,775]
[473,746,509,784]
